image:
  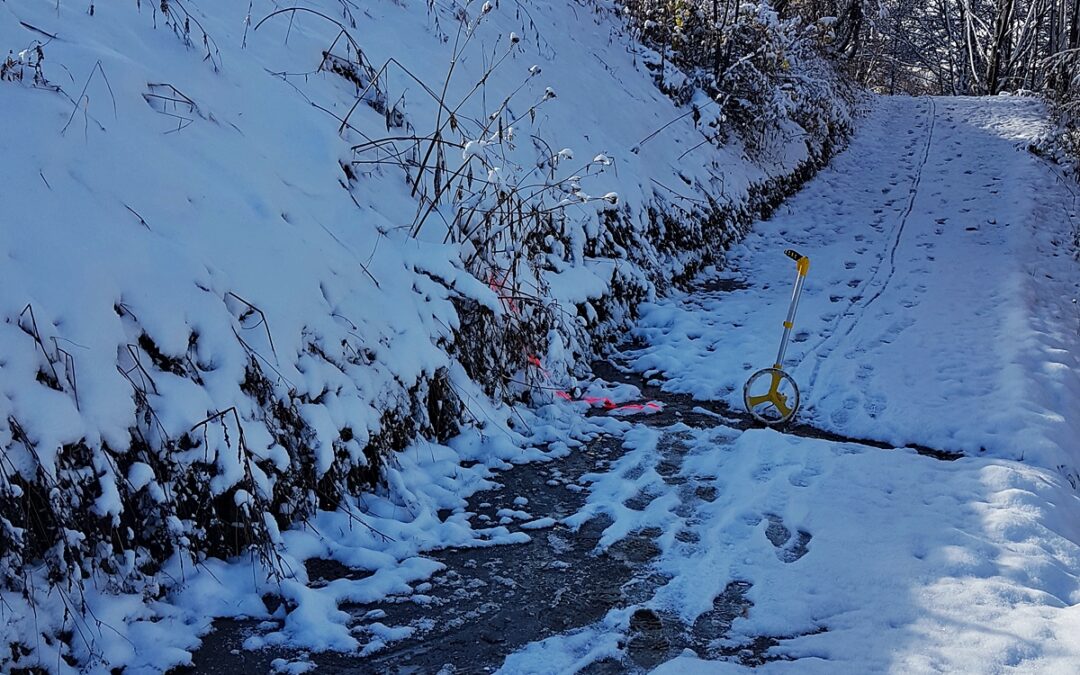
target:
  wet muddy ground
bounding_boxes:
[187,301,959,673]
[186,411,767,674]
[185,380,764,673]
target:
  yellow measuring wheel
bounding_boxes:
[743,249,810,425]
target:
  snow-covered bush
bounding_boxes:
[332,6,634,399]
[620,0,853,155]
[1030,110,1080,259]
[1,43,52,87]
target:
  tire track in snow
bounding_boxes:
[802,97,937,396]
[854,98,937,315]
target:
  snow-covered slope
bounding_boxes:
[0,0,850,671]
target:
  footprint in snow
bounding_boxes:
[885,318,916,338]
[695,485,718,502]
[863,394,887,419]
[764,514,812,563]
[672,497,694,519]
[657,458,684,485]
[624,493,656,511]
[675,529,699,544]
[788,467,820,488]
[752,463,777,483]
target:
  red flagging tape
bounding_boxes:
[555,389,661,412]
[490,265,661,415]
[488,270,520,315]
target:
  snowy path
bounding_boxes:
[190,96,1080,673]
[602,95,1080,673]
[628,96,1079,465]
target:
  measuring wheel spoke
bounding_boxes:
[747,393,772,407]
[743,367,800,425]
[773,395,792,419]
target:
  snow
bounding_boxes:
[636,427,1080,672]
[520,517,557,530]
[498,96,1080,673]
[11,29,1075,667]
[498,628,626,674]
[270,657,316,675]
[626,96,1080,468]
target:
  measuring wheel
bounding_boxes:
[743,367,800,425]
[743,249,810,426]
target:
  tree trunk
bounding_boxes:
[987,0,1016,94]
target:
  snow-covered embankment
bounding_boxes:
[0,0,851,669]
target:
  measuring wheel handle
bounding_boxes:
[785,249,810,276]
